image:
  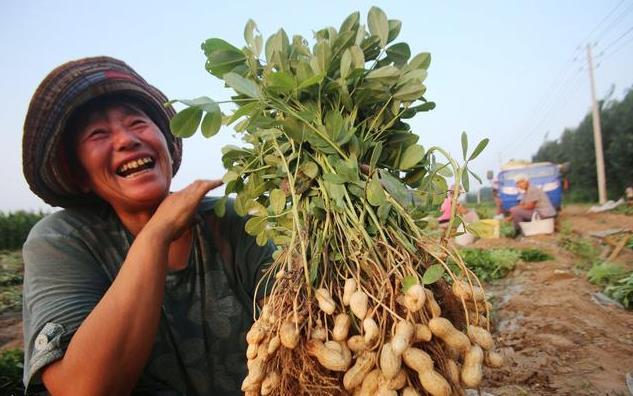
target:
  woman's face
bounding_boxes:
[74,104,173,213]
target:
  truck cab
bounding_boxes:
[498,161,563,213]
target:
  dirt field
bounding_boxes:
[1,205,632,395]
[479,206,633,395]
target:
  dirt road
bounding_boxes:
[478,207,633,395]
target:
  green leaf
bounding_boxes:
[245,216,267,236]
[339,11,360,33]
[246,200,267,217]
[468,168,483,184]
[223,170,239,184]
[314,41,331,75]
[401,275,418,293]
[323,173,346,184]
[226,102,260,125]
[368,6,389,47]
[377,202,391,222]
[407,52,431,71]
[461,131,468,161]
[265,29,289,65]
[369,142,383,170]
[243,19,262,56]
[366,65,400,80]
[301,161,319,179]
[349,45,365,69]
[297,73,324,90]
[255,231,269,246]
[461,170,470,192]
[234,193,249,217]
[387,20,402,44]
[367,177,386,206]
[204,49,247,78]
[422,264,445,285]
[224,72,261,98]
[340,48,352,79]
[270,189,286,215]
[202,37,242,57]
[267,71,296,93]
[468,138,489,161]
[200,106,222,138]
[170,107,202,138]
[400,69,427,84]
[213,196,227,217]
[386,42,410,66]
[393,80,425,101]
[399,144,425,170]
[379,170,413,209]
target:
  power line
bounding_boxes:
[504,70,585,155]
[500,1,633,161]
[598,25,633,56]
[601,32,633,61]
[578,0,627,46]
[592,1,633,44]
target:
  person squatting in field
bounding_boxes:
[21,56,274,396]
[508,175,556,232]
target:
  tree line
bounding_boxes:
[533,85,633,202]
[0,211,46,251]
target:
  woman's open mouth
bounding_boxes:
[116,156,155,178]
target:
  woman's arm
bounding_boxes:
[41,180,222,396]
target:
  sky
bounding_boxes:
[1,0,632,212]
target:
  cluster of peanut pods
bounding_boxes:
[242,278,503,395]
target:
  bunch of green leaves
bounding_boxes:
[519,248,552,262]
[559,234,598,268]
[587,261,628,285]
[457,248,521,282]
[170,7,487,251]
[605,272,633,309]
[0,349,24,395]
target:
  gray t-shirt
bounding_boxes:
[520,185,556,218]
[22,197,275,395]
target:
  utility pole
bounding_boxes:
[586,44,607,204]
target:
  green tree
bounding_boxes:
[533,85,633,202]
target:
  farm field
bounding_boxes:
[1,204,632,395]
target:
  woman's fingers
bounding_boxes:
[147,179,224,241]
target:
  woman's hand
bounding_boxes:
[146,179,223,242]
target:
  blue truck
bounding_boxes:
[497,161,563,212]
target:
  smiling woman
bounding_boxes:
[21,57,275,395]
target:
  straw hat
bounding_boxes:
[22,56,182,207]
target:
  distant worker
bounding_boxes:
[438,186,471,227]
[509,175,556,232]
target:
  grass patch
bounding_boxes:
[0,348,24,395]
[558,233,598,268]
[0,251,23,314]
[605,272,633,309]
[519,248,553,262]
[587,261,628,285]
[459,248,521,282]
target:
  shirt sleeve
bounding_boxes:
[22,217,109,392]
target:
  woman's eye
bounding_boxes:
[130,119,147,127]
[88,129,107,139]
